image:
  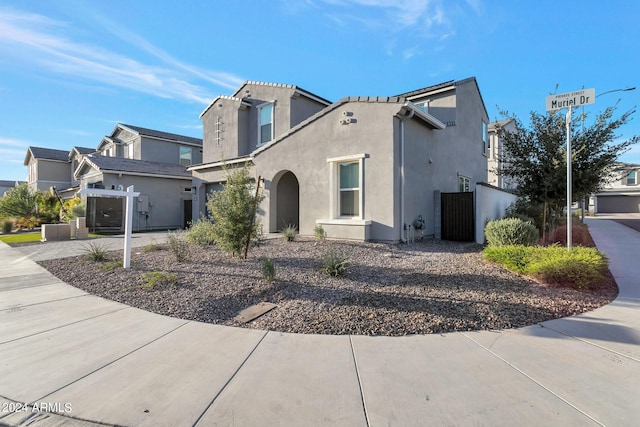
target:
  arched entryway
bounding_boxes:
[273,170,299,232]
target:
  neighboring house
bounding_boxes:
[191,77,489,242]
[593,163,640,213]
[24,147,73,193]
[75,155,193,230]
[23,123,202,231]
[486,119,518,190]
[97,123,203,166]
[0,180,25,197]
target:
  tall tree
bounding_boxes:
[497,104,637,232]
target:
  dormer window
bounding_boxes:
[626,171,637,186]
[258,102,274,146]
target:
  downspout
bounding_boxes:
[399,107,414,243]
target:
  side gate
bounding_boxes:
[441,192,475,242]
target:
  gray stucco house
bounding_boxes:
[592,163,640,213]
[191,77,490,242]
[24,123,202,231]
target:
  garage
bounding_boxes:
[596,194,640,213]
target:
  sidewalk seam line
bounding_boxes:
[0,293,90,312]
[349,335,371,427]
[540,324,640,363]
[192,329,269,427]
[461,332,606,427]
[0,306,129,346]
[32,321,190,405]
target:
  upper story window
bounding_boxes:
[28,161,36,182]
[258,102,274,146]
[482,121,488,156]
[626,171,637,185]
[127,143,134,159]
[179,146,192,166]
[415,101,429,113]
[102,146,114,157]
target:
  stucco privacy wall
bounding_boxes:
[475,183,517,244]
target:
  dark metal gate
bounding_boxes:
[441,192,474,241]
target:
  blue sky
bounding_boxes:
[1,0,638,182]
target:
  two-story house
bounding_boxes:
[190,77,489,242]
[486,119,518,191]
[592,163,640,213]
[75,123,203,230]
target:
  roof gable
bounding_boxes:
[117,124,202,146]
[24,146,70,165]
[78,155,191,179]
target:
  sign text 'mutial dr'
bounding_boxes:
[545,88,596,111]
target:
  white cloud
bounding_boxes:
[0,7,244,105]
[0,137,30,148]
[314,0,460,58]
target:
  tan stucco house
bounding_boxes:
[191,77,490,242]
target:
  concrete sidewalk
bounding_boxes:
[0,220,639,426]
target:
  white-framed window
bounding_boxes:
[626,171,637,185]
[482,121,488,156]
[258,102,274,146]
[339,162,360,217]
[459,175,470,192]
[179,146,192,166]
[127,143,134,159]
[327,153,368,219]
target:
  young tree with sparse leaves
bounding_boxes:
[497,103,638,233]
[207,166,264,259]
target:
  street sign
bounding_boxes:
[546,88,595,111]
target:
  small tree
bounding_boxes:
[0,183,40,219]
[207,166,264,258]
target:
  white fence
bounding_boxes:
[475,183,517,244]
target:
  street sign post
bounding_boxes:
[546,88,596,249]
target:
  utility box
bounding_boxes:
[137,195,149,213]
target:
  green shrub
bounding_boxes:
[485,217,539,247]
[186,218,216,247]
[314,224,326,241]
[526,246,607,290]
[2,220,12,234]
[483,245,608,291]
[281,224,297,242]
[167,230,190,263]
[140,270,177,289]
[483,245,533,273]
[261,257,276,283]
[322,249,349,277]
[83,241,110,262]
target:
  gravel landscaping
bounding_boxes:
[38,237,618,336]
